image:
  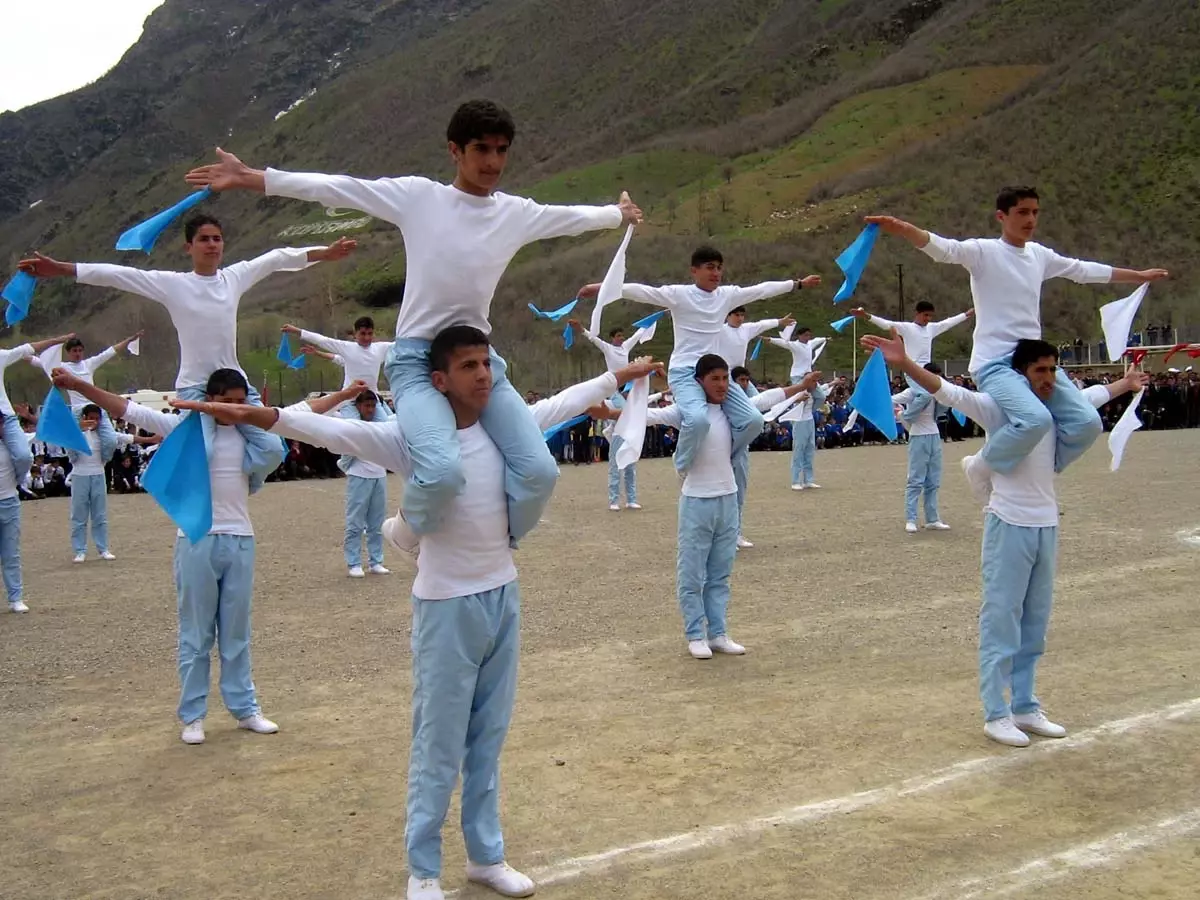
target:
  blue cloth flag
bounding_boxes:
[287,354,307,370]
[528,299,579,321]
[848,348,898,441]
[830,314,856,333]
[277,333,293,364]
[543,414,589,442]
[750,338,762,362]
[952,408,968,427]
[3,271,37,325]
[631,309,668,330]
[141,412,212,543]
[563,323,574,350]
[833,223,879,303]
[35,387,91,455]
[115,188,213,253]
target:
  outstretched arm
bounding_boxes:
[49,368,131,422]
[111,330,145,356]
[530,358,665,430]
[928,310,973,338]
[28,333,76,354]
[727,276,818,309]
[866,215,985,269]
[520,192,639,243]
[304,381,370,416]
[299,345,341,363]
[222,237,353,294]
[581,282,676,309]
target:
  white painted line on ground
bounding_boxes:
[519,697,1200,889]
[1173,526,1200,548]
[915,807,1200,899]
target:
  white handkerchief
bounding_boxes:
[127,337,141,357]
[1108,388,1143,471]
[842,409,860,433]
[779,322,797,342]
[646,392,664,405]
[1100,284,1147,362]
[779,396,811,423]
[763,392,802,423]
[812,340,827,364]
[35,342,63,375]
[590,225,635,334]
[614,374,650,469]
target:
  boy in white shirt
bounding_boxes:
[339,389,392,578]
[18,216,356,493]
[864,187,1167,495]
[184,100,642,552]
[170,327,662,900]
[583,247,820,478]
[866,330,1146,748]
[51,367,285,746]
[718,308,794,393]
[766,326,829,489]
[1,333,77,482]
[66,404,140,563]
[284,315,392,396]
[891,363,952,533]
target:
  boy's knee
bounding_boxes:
[1020,404,1054,436]
[516,445,559,495]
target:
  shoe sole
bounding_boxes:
[465,876,536,898]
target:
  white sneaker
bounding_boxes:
[407,875,445,900]
[99,550,117,561]
[1014,710,1067,738]
[791,483,805,491]
[381,513,419,556]
[905,521,919,534]
[626,502,642,510]
[687,639,713,660]
[984,716,1031,748]
[181,719,206,745]
[608,503,621,511]
[924,521,951,531]
[465,861,536,898]
[8,601,29,613]
[237,713,279,735]
[804,482,821,489]
[736,535,754,549]
[708,634,746,655]
[72,553,86,564]
[348,565,365,578]
[368,564,391,575]
[962,454,993,505]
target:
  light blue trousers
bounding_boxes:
[607,436,637,505]
[667,367,763,474]
[979,514,1057,721]
[733,448,749,534]
[976,355,1102,475]
[790,418,816,485]
[900,374,934,425]
[385,339,556,542]
[0,496,22,604]
[676,494,738,641]
[3,415,32,482]
[69,473,109,554]
[406,582,520,880]
[173,534,259,724]
[344,475,386,567]
[905,434,942,524]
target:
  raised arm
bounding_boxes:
[1041,246,1166,286]
[745,316,785,341]
[529,358,664,430]
[865,215,984,269]
[726,276,816,309]
[854,307,899,330]
[111,330,145,357]
[1088,371,1149,406]
[84,345,120,374]
[752,372,821,410]
[928,310,972,338]
[20,252,176,304]
[49,368,134,424]
[519,192,636,243]
[305,381,369,416]
[27,333,75,355]
[285,324,354,355]
[580,281,677,309]
[223,238,354,294]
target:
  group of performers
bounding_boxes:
[3,99,1170,900]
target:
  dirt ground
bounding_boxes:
[2,431,1197,900]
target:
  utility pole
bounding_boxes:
[897,264,905,320]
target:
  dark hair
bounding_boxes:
[446,100,515,148]
[204,368,249,397]
[728,305,746,316]
[923,362,942,375]
[730,366,751,381]
[430,325,490,372]
[353,316,375,332]
[1011,338,1058,373]
[80,404,101,419]
[694,353,729,380]
[996,186,1039,214]
[608,327,624,340]
[691,246,723,268]
[185,213,223,243]
[64,337,85,352]
[915,300,935,314]
[796,326,813,337]
[354,390,378,408]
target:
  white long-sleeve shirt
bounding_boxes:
[581,330,634,374]
[717,318,779,369]
[621,282,795,370]
[121,402,253,536]
[646,404,735,498]
[892,388,939,437]
[768,336,827,379]
[933,378,1112,527]
[299,330,391,390]
[76,248,319,389]
[0,343,34,416]
[70,431,136,477]
[270,371,620,599]
[0,432,33,500]
[868,313,968,365]
[31,347,119,408]
[264,170,623,341]
[920,234,1113,372]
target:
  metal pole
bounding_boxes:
[897,264,905,320]
[853,318,858,378]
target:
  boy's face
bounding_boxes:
[735,373,751,391]
[66,344,86,362]
[1020,355,1058,401]
[691,261,723,292]
[726,310,745,327]
[797,330,813,344]
[356,398,378,420]
[914,310,933,326]
[206,387,248,404]
[450,135,510,194]
[432,344,493,417]
[186,224,225,268]
[997,197,1040,244]
[698,367,730,404]
[80,413,101,431]
[354,326,375,347]
[611,331,626,345]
